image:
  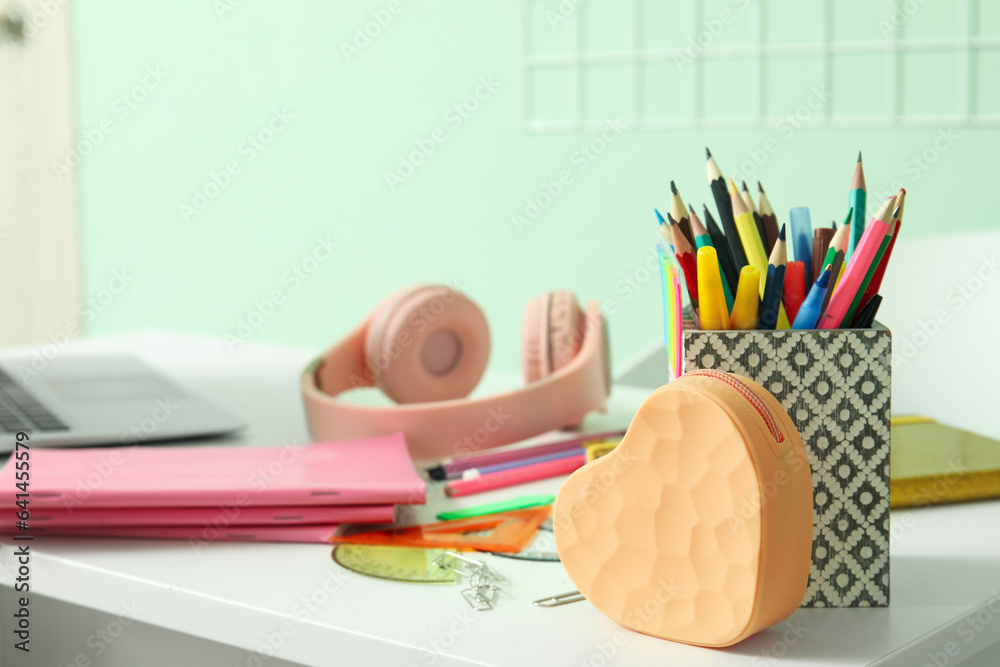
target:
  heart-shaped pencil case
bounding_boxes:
[554,369,813,647]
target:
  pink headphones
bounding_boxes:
[300,285,610,460]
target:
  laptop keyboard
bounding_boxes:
[0,367,69,433]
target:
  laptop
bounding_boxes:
[0,354,245,453]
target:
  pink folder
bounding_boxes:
[0,523,341,544]
[0,433,424,509]
[25,503,395,528]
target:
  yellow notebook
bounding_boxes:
[891,416,1000,508]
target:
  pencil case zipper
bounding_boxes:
[684,369,784,443]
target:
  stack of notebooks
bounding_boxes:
[0,433,424,544]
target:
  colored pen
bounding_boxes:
[729,265,760,330]
[812,227,836,283]
[445,454,586,498]
[758,225,787,330]
[691,207,735,310]
[847,151,867,262]
[783,260,807,323]
[818,195,895,329]
[792,267,832,329]
[789,207,814,284]
[697,246,729,330]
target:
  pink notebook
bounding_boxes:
[0,523,340,544]
[0,433,424,509]
[25,503,395,528]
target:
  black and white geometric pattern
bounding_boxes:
[684,326,891,608]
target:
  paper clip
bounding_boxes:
[433,551,507,611]
[533,590,585,607]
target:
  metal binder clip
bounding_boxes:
[533,590,585,607]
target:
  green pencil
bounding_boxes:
[847,151,867,261]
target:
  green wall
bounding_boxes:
[72,0,998,373]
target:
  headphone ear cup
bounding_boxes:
[522,291,585,384]
[364,285,490,404]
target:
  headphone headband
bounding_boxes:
[301,300,609,460]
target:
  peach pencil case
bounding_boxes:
[554,369,813,648]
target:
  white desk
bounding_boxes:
[1,329,1000,667]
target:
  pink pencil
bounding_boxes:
[445,454,586,498]
[817,196,895,329]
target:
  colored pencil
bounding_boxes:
[821,249,845,314]
[458,448,585,479]
[731,178,769,291]
[445,454,586,497]
[670,213,700,309]
[757,182,780,253]
[842,203,901,325]
[741,180,769,254]
[690,205,735,310]
[429,429,627,479]
[706,147,748,271]
[655,209,672,251]
[847,151,867,262]
[702,204,740,308]
[812,227,836,283]
[669,181,696,249]
[818,195,895,329]
[861,188,905,305]
[783,260,807,323]
[758,225,787,330]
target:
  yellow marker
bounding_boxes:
[696,246,729,330]
[730,265,760,330]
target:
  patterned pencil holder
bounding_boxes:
[682,324,891,608]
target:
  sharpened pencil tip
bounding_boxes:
[857,151,862,163]
[705,147,712,158]
[655,209,666,225]
[757,181,765,193]
[778,224,786,241]
[892,205,901,218]
[670,180,678,195]
[741,180,750,192]
[688,203,695,214]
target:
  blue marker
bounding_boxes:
[792,267,832,329]
[789,207,813,284]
